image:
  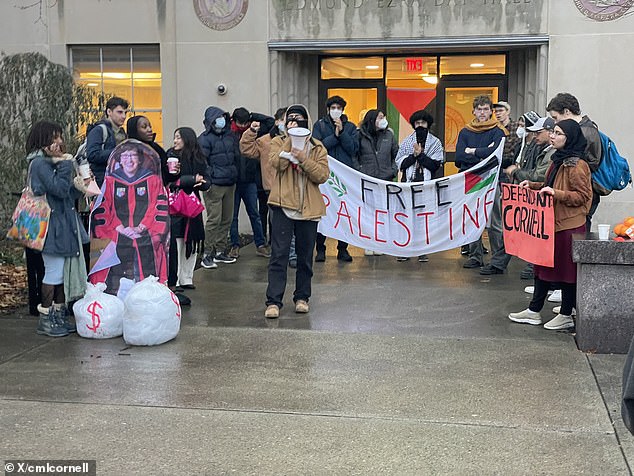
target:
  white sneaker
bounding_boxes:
[552,306,576,316]
[364,249,374,256]
[508,308,542,325]
[544,313,574,330]
[547,289,562,303]
[524,285,554,296]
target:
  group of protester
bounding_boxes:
[20,89,598,331]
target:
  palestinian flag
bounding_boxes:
[464,157,499,194]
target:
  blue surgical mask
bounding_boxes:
[214,117,226,129]
[278,122,285,133]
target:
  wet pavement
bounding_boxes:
[1,243,632,475]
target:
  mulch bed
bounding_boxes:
[0,241,28,315]
[0,263,28,314]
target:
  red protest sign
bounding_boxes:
[501,183,555,267]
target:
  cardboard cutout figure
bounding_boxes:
[89,140,169,296]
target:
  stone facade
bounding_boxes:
[0,0,631,226]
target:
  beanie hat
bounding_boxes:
[286,105,308,119]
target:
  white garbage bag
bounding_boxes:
[123,276,181,346]
[73,282,125,339]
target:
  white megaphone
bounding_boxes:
[287,127,311,150]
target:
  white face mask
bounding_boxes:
[516,126,526,139]
[377,118,388,130]
[329,108,343,120]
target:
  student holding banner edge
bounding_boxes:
[394,109,444,262]
[508,119,592,330]
[454,95,507,269]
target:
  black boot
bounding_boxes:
[36,306,69,337]
[53,303,76,333]
[337,249,353,262]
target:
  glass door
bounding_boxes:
[437,76,506,175]
[319,80,385,127]
[326,86,378,126]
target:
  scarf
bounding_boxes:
[545,119,587,187]
[464,116,508,135]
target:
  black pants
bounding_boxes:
[586,190,601,232]
[258,190,270,243]
[25,248,44,315]
[266,206,318,308]
[315,233,348,253]
[529,277,576,316]
[167,228,178,287]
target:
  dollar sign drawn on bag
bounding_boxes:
[169,292,182,320]
[86,301,102,332]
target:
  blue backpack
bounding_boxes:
[592,131,632,196]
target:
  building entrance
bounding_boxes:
[437,76,506,175]
[318,54,508,177]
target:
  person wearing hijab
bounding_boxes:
[508,119,592,330]
[264,104,330,318]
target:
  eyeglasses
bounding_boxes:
[287,114,304,121]
[549,130,566,137]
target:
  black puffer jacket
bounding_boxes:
[198,106,239,186]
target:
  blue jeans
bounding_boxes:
[230,182,265,248]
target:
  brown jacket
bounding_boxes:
[268,135,330,220]
[239,128,276,191]
[528,157,592,232]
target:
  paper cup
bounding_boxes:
[167,157,179,174]
[78,163,91,179]
[598,224,610,240]
[288,127,311,150]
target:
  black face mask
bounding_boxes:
[415,126,429,145]
[287,119,308,130]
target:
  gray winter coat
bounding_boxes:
[356,127,398,181]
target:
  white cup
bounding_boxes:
[167,157,179,174]
[78,163,91,179]
[288,127,311,150]
[598,224,610,240]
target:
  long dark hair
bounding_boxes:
[175,127,206,169]
[25,121,63,154]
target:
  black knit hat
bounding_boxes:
[286,105,308,119]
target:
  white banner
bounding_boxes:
[318,142,503,256]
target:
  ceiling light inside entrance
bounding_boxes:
[470,63,485,68]
[421,74,438,85]
[365,65,379,70]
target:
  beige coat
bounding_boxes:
[268,135,330,220]
[239,128,276,191]
[528,157,592,232]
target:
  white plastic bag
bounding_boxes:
[73,282,125,339]
[123,276,181,346]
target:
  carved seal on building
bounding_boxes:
[573,0,634,21]
[194,0,248,31]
